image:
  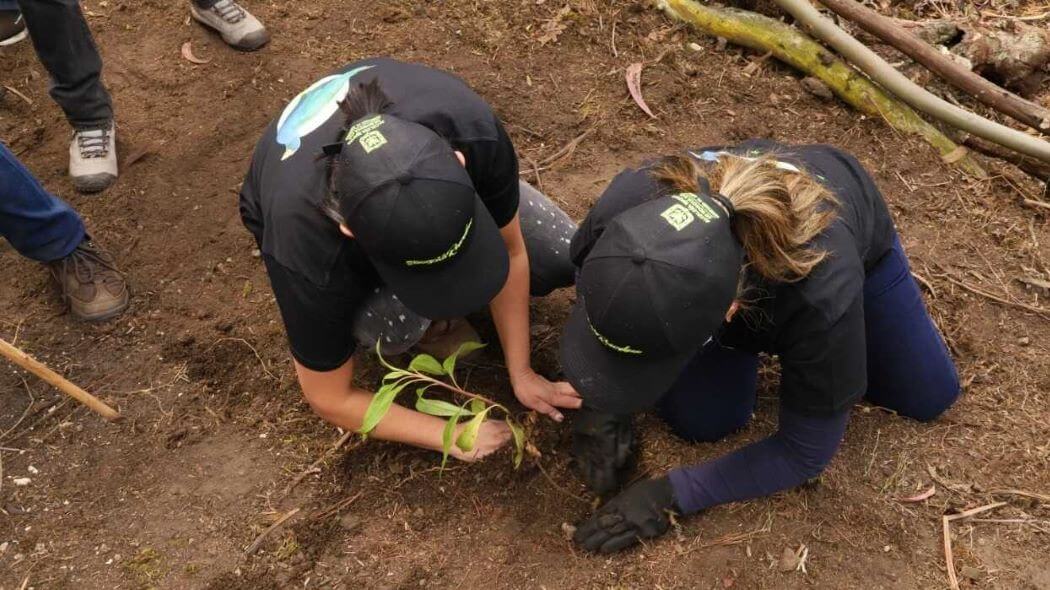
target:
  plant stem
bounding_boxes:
[411,373,504,412]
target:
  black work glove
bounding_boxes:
[573,476,677,554]
[571,408,637,496]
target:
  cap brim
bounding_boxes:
[560,301,696,415]
[373,197,509,320]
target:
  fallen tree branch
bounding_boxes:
[655,0,986,177]
[770,0,1050,164]
[817,0,1050,134]
[963,134,1050,185]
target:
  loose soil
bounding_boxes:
[1,1,1048,588]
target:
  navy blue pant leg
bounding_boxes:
[862,238,960,421]
[0,142,85,262]
[656,344,759,442]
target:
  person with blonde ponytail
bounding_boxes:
[561,140,960,553]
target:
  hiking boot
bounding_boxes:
[190,0,269,51]
[49,240,129,321]
[415,318,482,360]
[69,124,118,193]
[0,10,26,46]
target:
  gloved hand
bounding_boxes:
[571,408,637,495]
[573,476,678,553]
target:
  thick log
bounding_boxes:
[656,0,986,176]
[817,0,1050,134]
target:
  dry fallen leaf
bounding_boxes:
[537,5,571,46]
[626,62,657,119]
[181,41,210,65]
[898,485,937,503]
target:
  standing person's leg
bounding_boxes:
[863,237,960,420]
[657,344,760,442]
[517,181,577,296]
[0,142,129,320]
[0,142,84,262]
[15,0,117,193]
[189,0,269,51]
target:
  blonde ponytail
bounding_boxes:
[651,152,837,284]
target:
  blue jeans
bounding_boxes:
[1,142,85,262]
[658,236,960,440]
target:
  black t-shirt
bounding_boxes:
[570,140,897,416]
[240,58,520,371]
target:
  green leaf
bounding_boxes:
[416,396,474,417]
[383,369,410,382]
[455,408,491,453]
[441,341,487,378]
[507,418,525,468]
[358,380,408,435]
[469,398,486,415]
[441,407,463,469]
[408,354,445,375]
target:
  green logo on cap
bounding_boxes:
[359,130,387,153]
[660,203,695,231]
[344,115,385,144]
[404,219,473,267]
[588,317,643,355]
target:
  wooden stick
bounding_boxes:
[817,0,1050,134]
[991,489,1050,504]
[0,338,121,422]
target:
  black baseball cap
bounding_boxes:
[560,186,745,414]
[332,114,508,319]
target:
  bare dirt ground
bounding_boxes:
[1,1,1048,588]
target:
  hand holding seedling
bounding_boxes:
[510,369,582,422]
[451,420,513,462]
[360,340,529,468]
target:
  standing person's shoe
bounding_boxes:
[69,123,118,193]
[0,10,26,46]
[48,240,130,321]
[190,0,270,51]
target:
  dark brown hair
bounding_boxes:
[322,79,393,226]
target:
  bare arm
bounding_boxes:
[294,357,509,460]
[488,212,581,421]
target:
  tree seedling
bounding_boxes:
[359,341,527,468]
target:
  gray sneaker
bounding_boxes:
[69,124,118,194]
[190,0,269,52]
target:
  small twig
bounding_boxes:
[244,507,301,556]
[0,379,35,441]
[2,85,33,105]
[981,10,1050,22]
[935,271,1050,321]
[537,128,596,169]
[990,489,1050,504]
[1022,199,1050,212]
[535,460,589,503]
[911,271,937,298]
[943,502,1008,590]
[209,337,278,381]
[310,491,364,521]
[279,431,355,501]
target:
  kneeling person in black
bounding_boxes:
[240,59,581,462]
[561,141,961,552]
